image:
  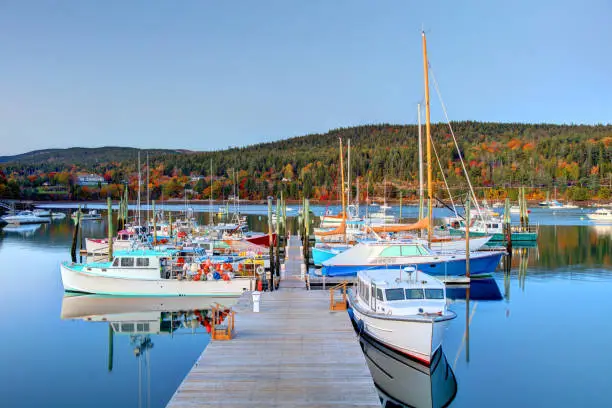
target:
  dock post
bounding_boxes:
[268,196,275,292]
[504,197,512,252]
[465,197,470,278]
[107,197,113,261]
[399,191,402,221]
[70,205,81,262]
[152,199,157,243]
[275,197,281,288]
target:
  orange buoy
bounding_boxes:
[222,273,230,281]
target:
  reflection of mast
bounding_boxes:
[132,335,153,408]
[453,288,477,368]
[465,286,470,363]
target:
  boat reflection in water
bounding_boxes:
[1,223,43,237]
[61,294,237,407]
[359,333,457,408]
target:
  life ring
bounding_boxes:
[256,266,265,275]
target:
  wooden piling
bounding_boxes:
[107,197,113,261]
[70,205,81,262]
[267,196,275,292]
[152,199,157,243]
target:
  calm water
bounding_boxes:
[1,210,611,407]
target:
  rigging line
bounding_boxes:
[430,130,458,217]
[428,64,483,220]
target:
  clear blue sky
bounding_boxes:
[1,0,610,155]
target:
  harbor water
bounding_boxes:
[0,207,610,407]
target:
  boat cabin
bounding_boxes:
[355,268,447,316]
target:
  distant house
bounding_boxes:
[76,174,107,187]
[190,175,206,183]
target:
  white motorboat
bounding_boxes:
[72,209,102,221]
[51,212,67,219]
[349,267,456,366]
[32,209,51,217]
[587,208,612,222]
[2,210,51,225]
[60,249,256,296]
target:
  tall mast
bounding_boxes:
[339,138,346,243]
[209,158,213,226]
[137,151,141,226]
[146,152,150,224]
[347,138,351,208]
[422,31,433,243]
[418,103,424,220]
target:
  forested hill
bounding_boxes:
[0,147,183,166]
[1,122,611,202]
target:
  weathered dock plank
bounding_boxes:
[167,236,380,408]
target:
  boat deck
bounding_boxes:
[167,236,380,408]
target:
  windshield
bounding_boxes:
[425,288,444,299]
[385,288,405,301]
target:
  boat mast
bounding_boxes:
[347,138,351,208]
[209,158,213,226]
[339,138,346,243]
[418,103,424,220]
[422,31,433,244]
[137,151,141,227]
[146,152,150,225]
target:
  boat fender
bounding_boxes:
[256,266,265,275]
[222,273,230,281]
[213,271,221,280]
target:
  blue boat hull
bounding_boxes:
[321,252,503,277]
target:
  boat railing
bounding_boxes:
[329,280,349,311]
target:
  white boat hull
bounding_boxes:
[431,236,491,251]
[587,214,612,222]
[60,263,255,296]
[349,294,453,365]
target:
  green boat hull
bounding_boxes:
[449,228,537,242]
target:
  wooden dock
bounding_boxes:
[167,236,380,408]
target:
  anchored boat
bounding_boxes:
[321,241,504,277]
[60,249,256,296]
[348,267,456,366]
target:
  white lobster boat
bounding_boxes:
[348,267,456,366]
[60,249,256,296]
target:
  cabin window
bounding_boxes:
[380,246,402,257]
[111,323,120,332]
[120,257,134,267]
[112,258,119,267]
[136,323,150,332]
[492,224,499,228]
[376,288,384,301]
[405,289,425,299]
[136,258,149,267]
[121,323,135,332]
[425,289,444,299]
[385,288,405,301]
